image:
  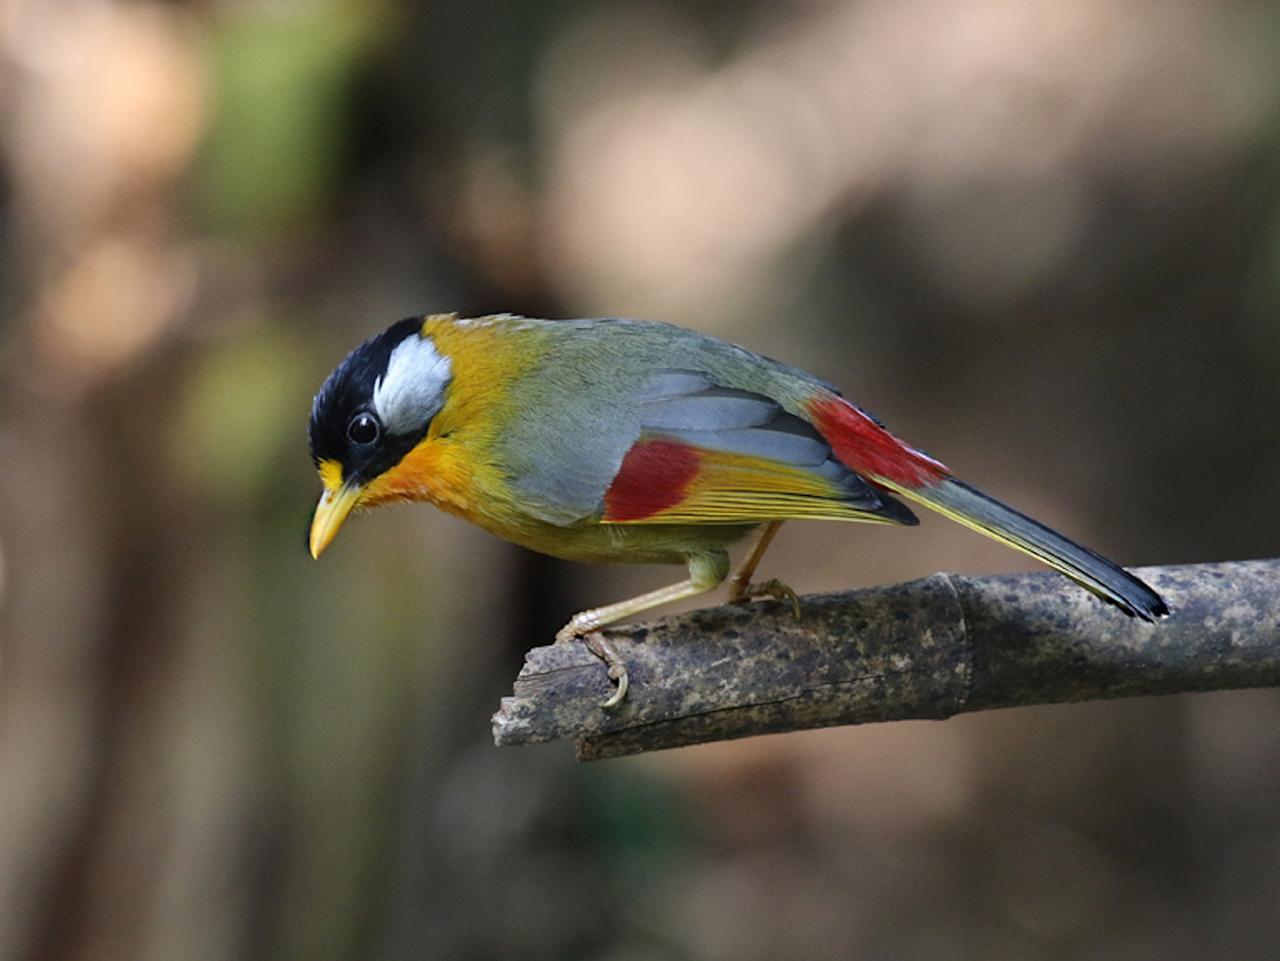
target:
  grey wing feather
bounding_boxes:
[638,370,717,398]
[500,350,915,527]
[641,388,778,431]
[635,369,914,521]
[668,423,827,466]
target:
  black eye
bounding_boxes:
[347,411,381,445]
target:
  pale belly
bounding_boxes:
[478,513,758,567]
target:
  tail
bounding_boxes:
[805,394,1168,620]
[892,477,1168,621]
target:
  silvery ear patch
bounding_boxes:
[372,334,452,434]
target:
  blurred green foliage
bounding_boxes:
[200,3,390,236]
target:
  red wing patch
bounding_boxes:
[603,440,701,521]
[807,395,947,488]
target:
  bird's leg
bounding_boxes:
[726,521,800,616]
[556,552,728,708]
[727,521,782,596]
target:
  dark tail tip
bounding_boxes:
[1121,582,1170,622]
[927,478,1170,622]
[1094,562,1168,622]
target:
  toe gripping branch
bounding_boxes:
[495,561,1280,762]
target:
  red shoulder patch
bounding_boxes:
[807,395,947,488]
[603,440,701,521]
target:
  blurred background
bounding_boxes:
[3,0,1280,958]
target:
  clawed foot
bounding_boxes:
[555,618,629,709]
[727,577,802,618]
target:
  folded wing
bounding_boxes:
[601,370,917,526]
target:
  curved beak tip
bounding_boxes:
[309,483,361,559]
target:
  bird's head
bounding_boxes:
[308,317,453,558]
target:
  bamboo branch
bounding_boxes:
[491,560,1280,760]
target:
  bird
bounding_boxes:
[308,312,1168,706]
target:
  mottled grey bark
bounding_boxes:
[492,560,1280,760]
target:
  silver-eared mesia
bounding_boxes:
[309,313,1167,706]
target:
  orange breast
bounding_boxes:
[361,437,478,515]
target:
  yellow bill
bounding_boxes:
[309,481,363,558]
